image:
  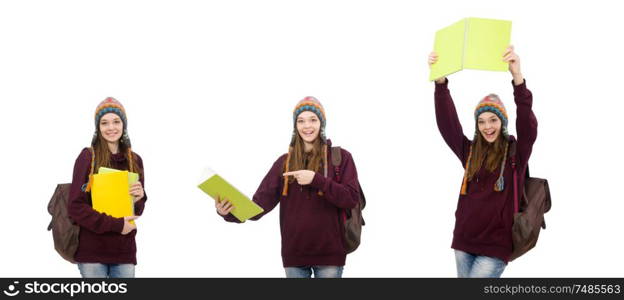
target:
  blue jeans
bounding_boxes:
[78,263,135,278]
[454,250,506,278]
[284,266,344,278]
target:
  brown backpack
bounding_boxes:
[330,147,366,254]
[508,140,552,261]
[47,148,94,263]
[47,183,79,263]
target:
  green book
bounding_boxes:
[430,17,512,81]
[197,169,264,222]
[99,167,139,185]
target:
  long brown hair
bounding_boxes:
[281,132,328,196]
[466,124,508,181]
[287,133,324,180]
[92,131,141,174]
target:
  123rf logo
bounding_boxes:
[2,280,127,298]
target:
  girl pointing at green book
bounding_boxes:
[216,97,363,278]
[68,98,147,278]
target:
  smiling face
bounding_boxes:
[296,111,321,144]
[98,113,123,144]
[477,112,502,143]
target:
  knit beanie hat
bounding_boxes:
[282,96,328,196]
[460,94,510,195]
[474,94,509,138]
[92,97,131,147]
[291,96,327,144]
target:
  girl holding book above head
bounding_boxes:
[216,97,363,278]
[68,97,147,278]
[429,46,538,278]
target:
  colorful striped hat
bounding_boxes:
[91,97,131,147]
[474,94,509,137]
[292,96,326,142]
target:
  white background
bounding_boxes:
[1,0,622,277]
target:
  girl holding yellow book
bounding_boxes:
[68,97,146,278]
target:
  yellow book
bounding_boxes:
[92,170,135,225]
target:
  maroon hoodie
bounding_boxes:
[435,79,537,262]
[68,148,147,265]
[222,140,361,267]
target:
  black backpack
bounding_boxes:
[330,147,366,254]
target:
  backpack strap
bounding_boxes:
[330,146,349,222]
[81,147,96,192]
[509,137,519,213]
[510,137,532,214]
[512,155,519,214]
[331,146,342,182]
[330,146,366,214]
